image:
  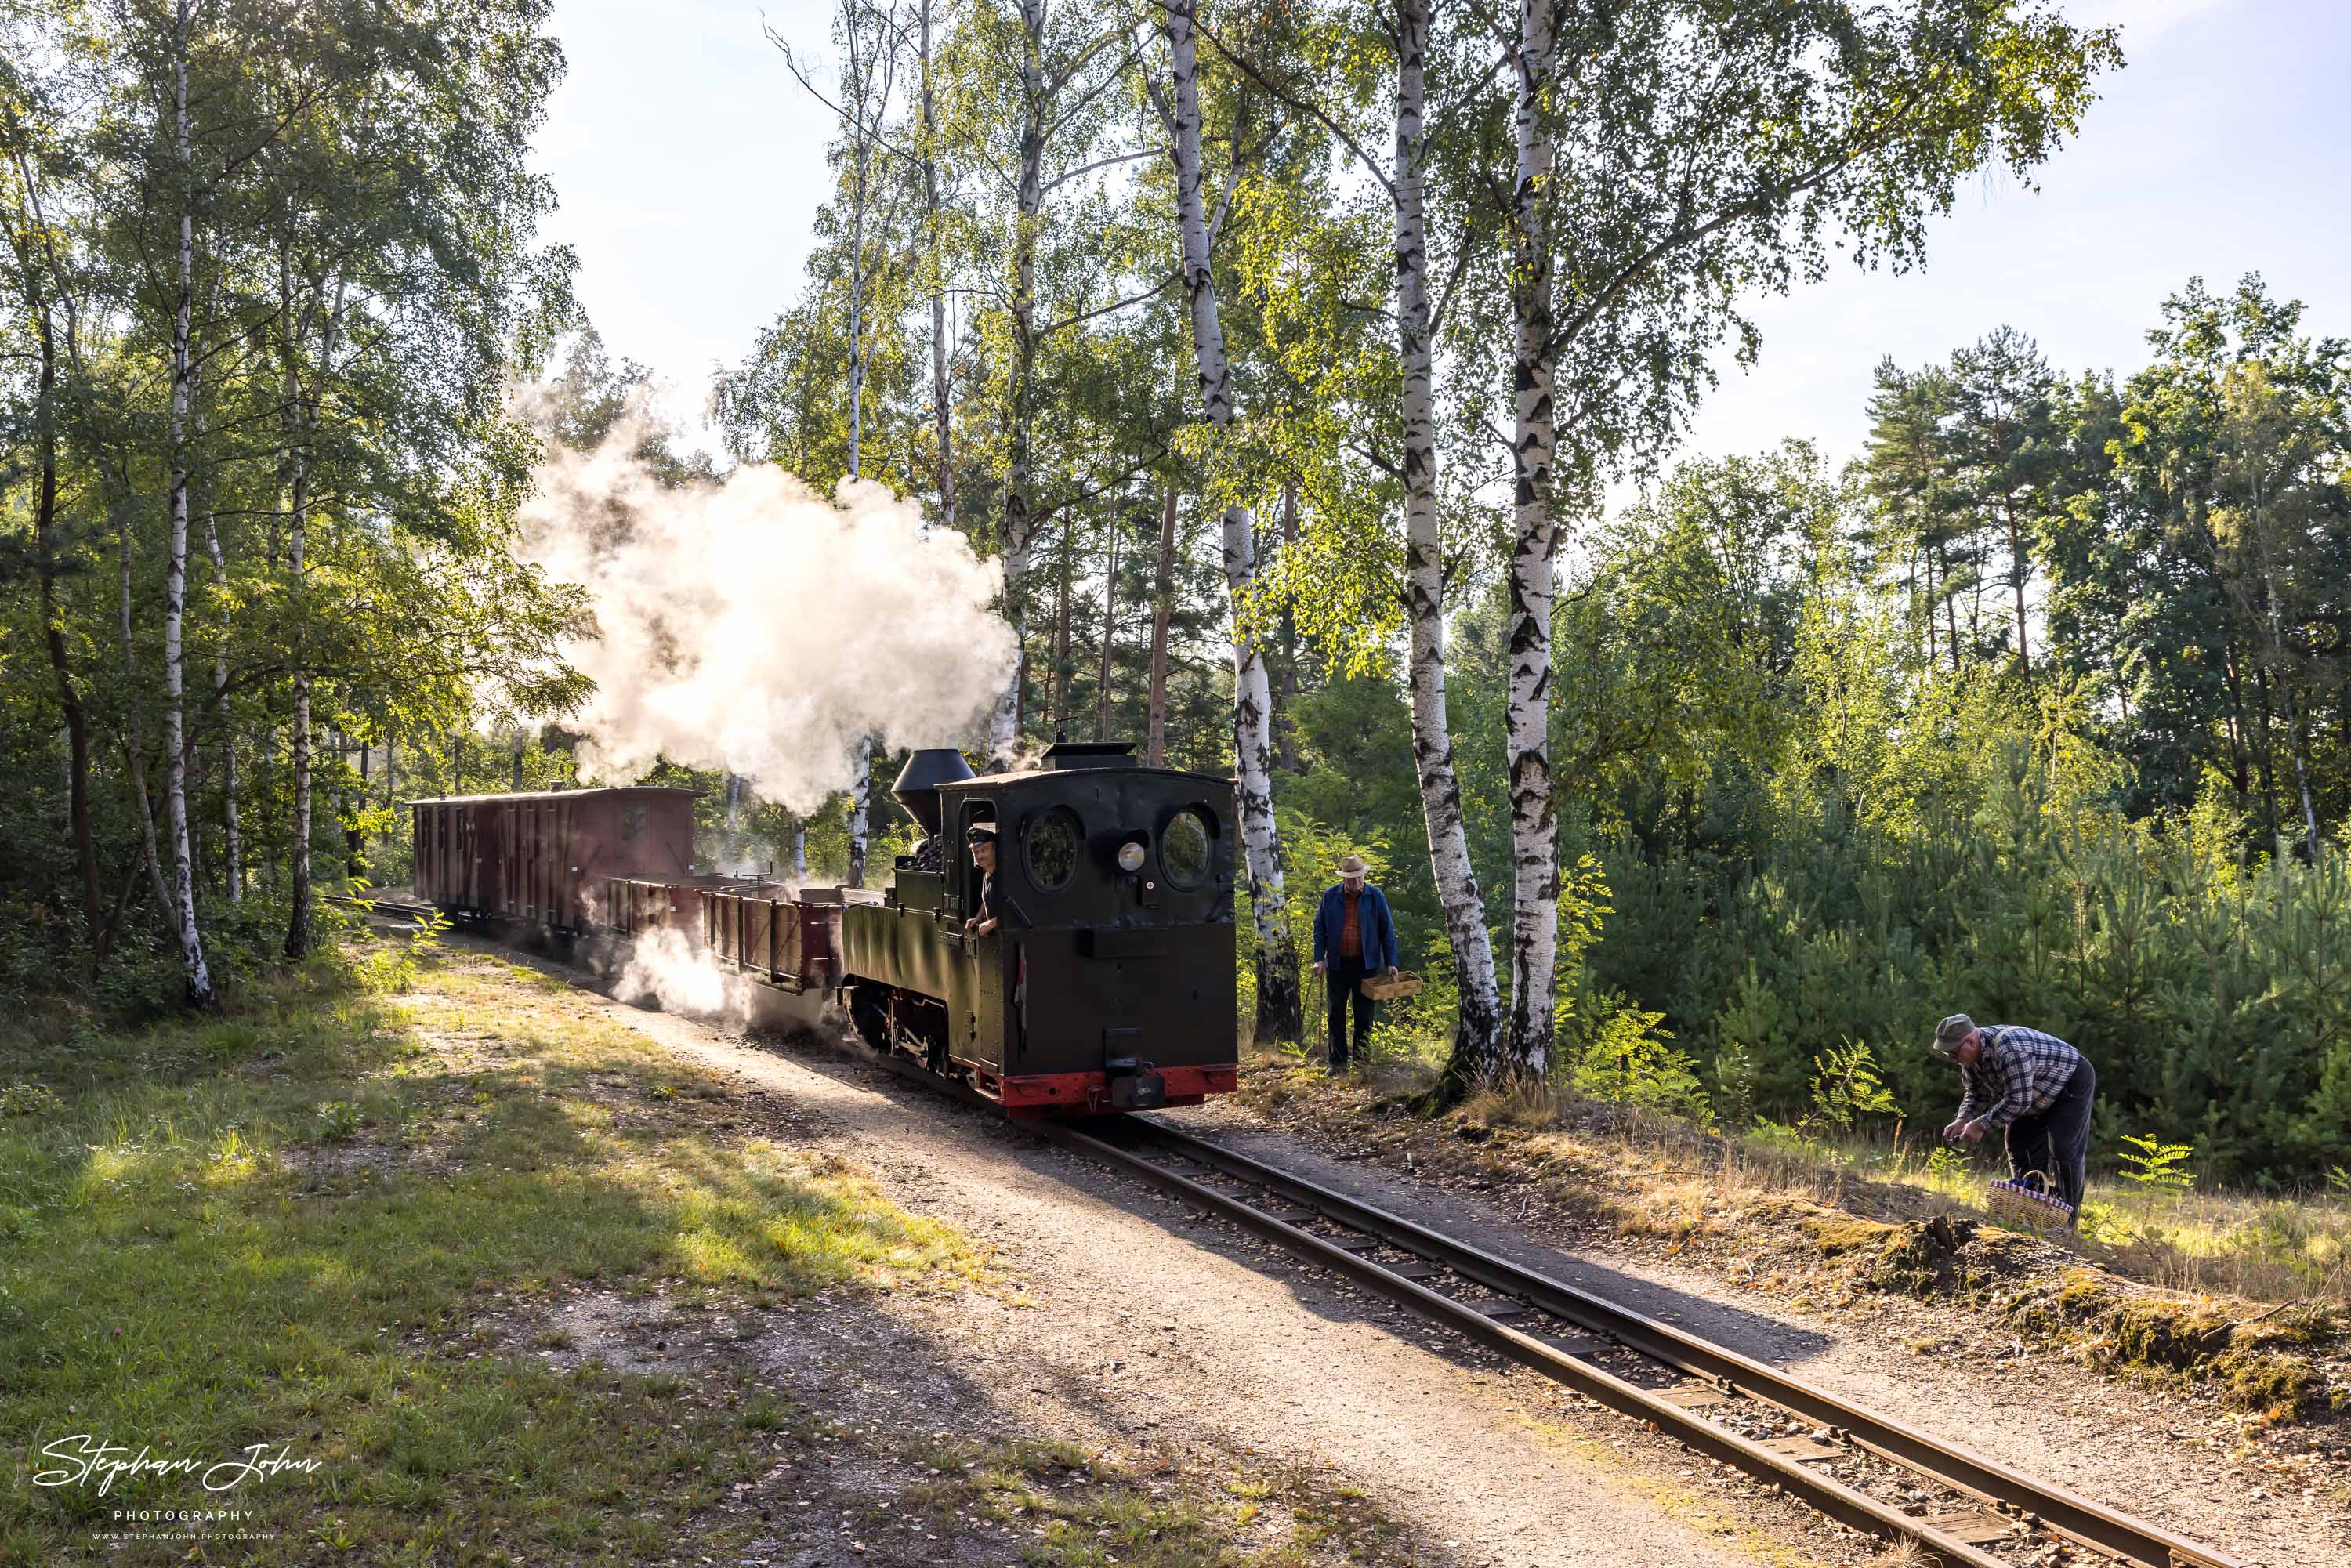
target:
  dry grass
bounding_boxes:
[1252,1041,2351,1309]
[1244,1046,2349,1423]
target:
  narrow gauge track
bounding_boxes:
[452,923,2238,1568]
[1035,1116,2238,1568]
[321,893,438,922]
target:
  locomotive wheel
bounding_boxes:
[842,983,889,1053]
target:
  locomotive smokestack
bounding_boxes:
[892,748,976,836]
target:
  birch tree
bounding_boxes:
[1475,0,2119,1081]
[1194,0,1511,1069]
[1150,0,1299,1038]
[943,0,1156,766]
[159,0,213,1002]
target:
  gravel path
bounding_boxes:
[531,964,1882,1568]
[1160,1102,2351,1568]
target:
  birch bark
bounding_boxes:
[847,741,871,887]
[987,0,1049,769]
[281,245,316,957]
[1394,0,1503,1071]
[1147,484,1176,767]
[921,0,955,529]
[1096,514,1117,739]
[1501,0,1558,1076]
[163,18,214,1004]
[1164,0,1299,1042]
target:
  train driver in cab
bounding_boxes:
[966,820,999,937]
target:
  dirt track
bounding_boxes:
[498,938,2337,1567]
[507,947,1880,1568]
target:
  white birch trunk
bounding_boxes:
[922,0,954,530]
[842,18,868,882]
[204,502,237,901]
[846,740,871,888]
[987,0,1049,771]
[1165,0,1299,1040]
[1502,0,1559,1077]
[282,255,313,958]
[1395,0,1504,1074]
[163,23,212,1004]
[1147,485,1176,767]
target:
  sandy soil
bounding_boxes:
[455,928,2346,1568]
[1161,1103,2351,1568]
[491,949,1891,1568]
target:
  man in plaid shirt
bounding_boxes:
[1933,1015,2098,1222]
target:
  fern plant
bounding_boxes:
[1805,1038,1900,1134]
[2117,1133,2196,1203]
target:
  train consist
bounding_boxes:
[408,741,1240,1116]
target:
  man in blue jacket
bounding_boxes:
[1312,855,1399,1071]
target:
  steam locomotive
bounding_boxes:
[408,740,1240,1115]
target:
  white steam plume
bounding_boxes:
[616,927,754,1023]
[517,400,1016,811]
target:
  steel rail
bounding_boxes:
[567,951,2237,1568]
[321,893,436,921]
[1078,1118,2236,1568]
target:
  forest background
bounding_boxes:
[4,0,2349,1190]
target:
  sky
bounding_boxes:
[532,0,2351,472]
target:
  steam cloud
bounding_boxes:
[615,927,754,1023]
[516,399,1016,812]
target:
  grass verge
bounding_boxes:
[1239,1047,2349,1430]
[0,934,1401,1565]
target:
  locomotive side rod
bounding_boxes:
[1094,1119,2237,1568]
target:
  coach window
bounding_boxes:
[620,803,647,842]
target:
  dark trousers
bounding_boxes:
[1325,955,1375,1069]
[2006,1059,2096,1219]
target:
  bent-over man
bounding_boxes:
[1311,855,1398,1072]
[1933,1013,2098,1222]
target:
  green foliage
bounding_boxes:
[0,1082,63,1118]
[1712,1037,1761,1129]
[1569,1006,1712,1127]
[2117,1134,2197,1203]
[1806,1040,1901,1135]
[313,1099,363,1142]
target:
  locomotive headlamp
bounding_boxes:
[1117,839,1148,874]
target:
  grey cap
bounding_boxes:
[1932,1013,1976,1057]
[965,820,998,840]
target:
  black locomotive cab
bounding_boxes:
[836,741,1240,1115]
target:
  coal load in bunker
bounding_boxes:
[408,741,1240,1115]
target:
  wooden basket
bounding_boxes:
[1360,969,1424,1001]
[1985,1177,2074,1231]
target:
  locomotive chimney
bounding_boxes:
[891,748,976,836]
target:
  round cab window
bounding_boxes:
[1024,806,1082,891]
[1162,807,1214,888]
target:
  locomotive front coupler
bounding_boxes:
[1103,1055,1168,1110]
